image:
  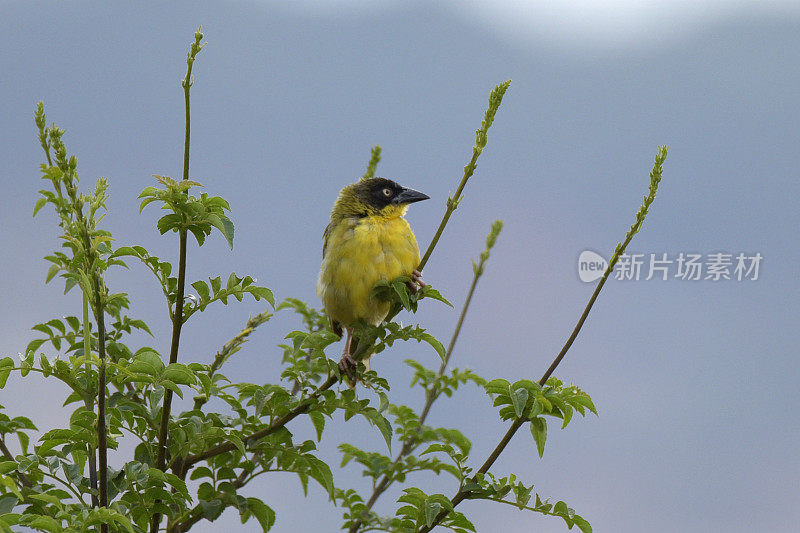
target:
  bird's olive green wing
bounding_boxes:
[322,220,336,259]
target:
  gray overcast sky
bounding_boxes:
[2,1,799,532]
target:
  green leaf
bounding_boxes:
[200,499,224,521]
[306,456,335,499]
[163,363,196,385]
[128,349,164,376]
[424,500,442,528]
[84,508,135,533]
[161,379,183,398]
[31,324,52,337]
[137,186,160,199]
[210,276,222,294]
[530,416,547,458]
[0,494,17,514]
[364,410,392,452]
[420,286,453,307]
[157,213,183,235]
[45,264,60,284]
[191,280,210,303]
[485,379,510,396]
[510,387,528,418]
[227,433,246,456]
[420,333,446,362]
[188,226,207,246]
[110,246,141,258]
[64,316,80,331]
[138,196,160,213]
[63,277,78,294]
[39,354,51,376]
[189,467,213,481]
[245,498,275,532]
[46,319,65,335]
[21,516,61,533]
[309,411,325,441]
[573,514,592,533]
[248,286,275,307]
[33,197,48,217]
[391,279,412,311]
[570,393,598,416]
[0,358,14,388]
[208,214,235,249]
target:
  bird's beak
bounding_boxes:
[392,187,430,205]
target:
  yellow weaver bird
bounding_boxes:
[317,177,428,383]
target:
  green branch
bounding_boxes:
[151,27,205,533]
[35,102,116,532]
[193,311,272,410]
[418,146,669,533]
[176,374,338,477]
[83,294,99,508]
[418,80,510,271]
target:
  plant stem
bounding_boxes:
[361,145,382,181]
[417,170,469,272]
[92,275,109,533]
[83,294,99,508]
[150,28,203,533]
[65,170,109,532]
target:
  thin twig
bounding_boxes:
[418,81,509,271]
[193,312,273,410]
[177,374,337,477]
[417,146,668,533]
[40,470,88,505]
[168,451,262,533]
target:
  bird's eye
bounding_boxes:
[382,188,393,197]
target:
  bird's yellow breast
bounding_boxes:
[317,213,420,328]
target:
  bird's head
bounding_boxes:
[331,177,429,220]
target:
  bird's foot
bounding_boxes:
[339,352,357,383]
[407,269,427,294]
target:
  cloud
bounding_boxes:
[448,0,800,52]
[259,0,800,52]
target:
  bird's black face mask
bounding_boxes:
[361,177,429,210]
